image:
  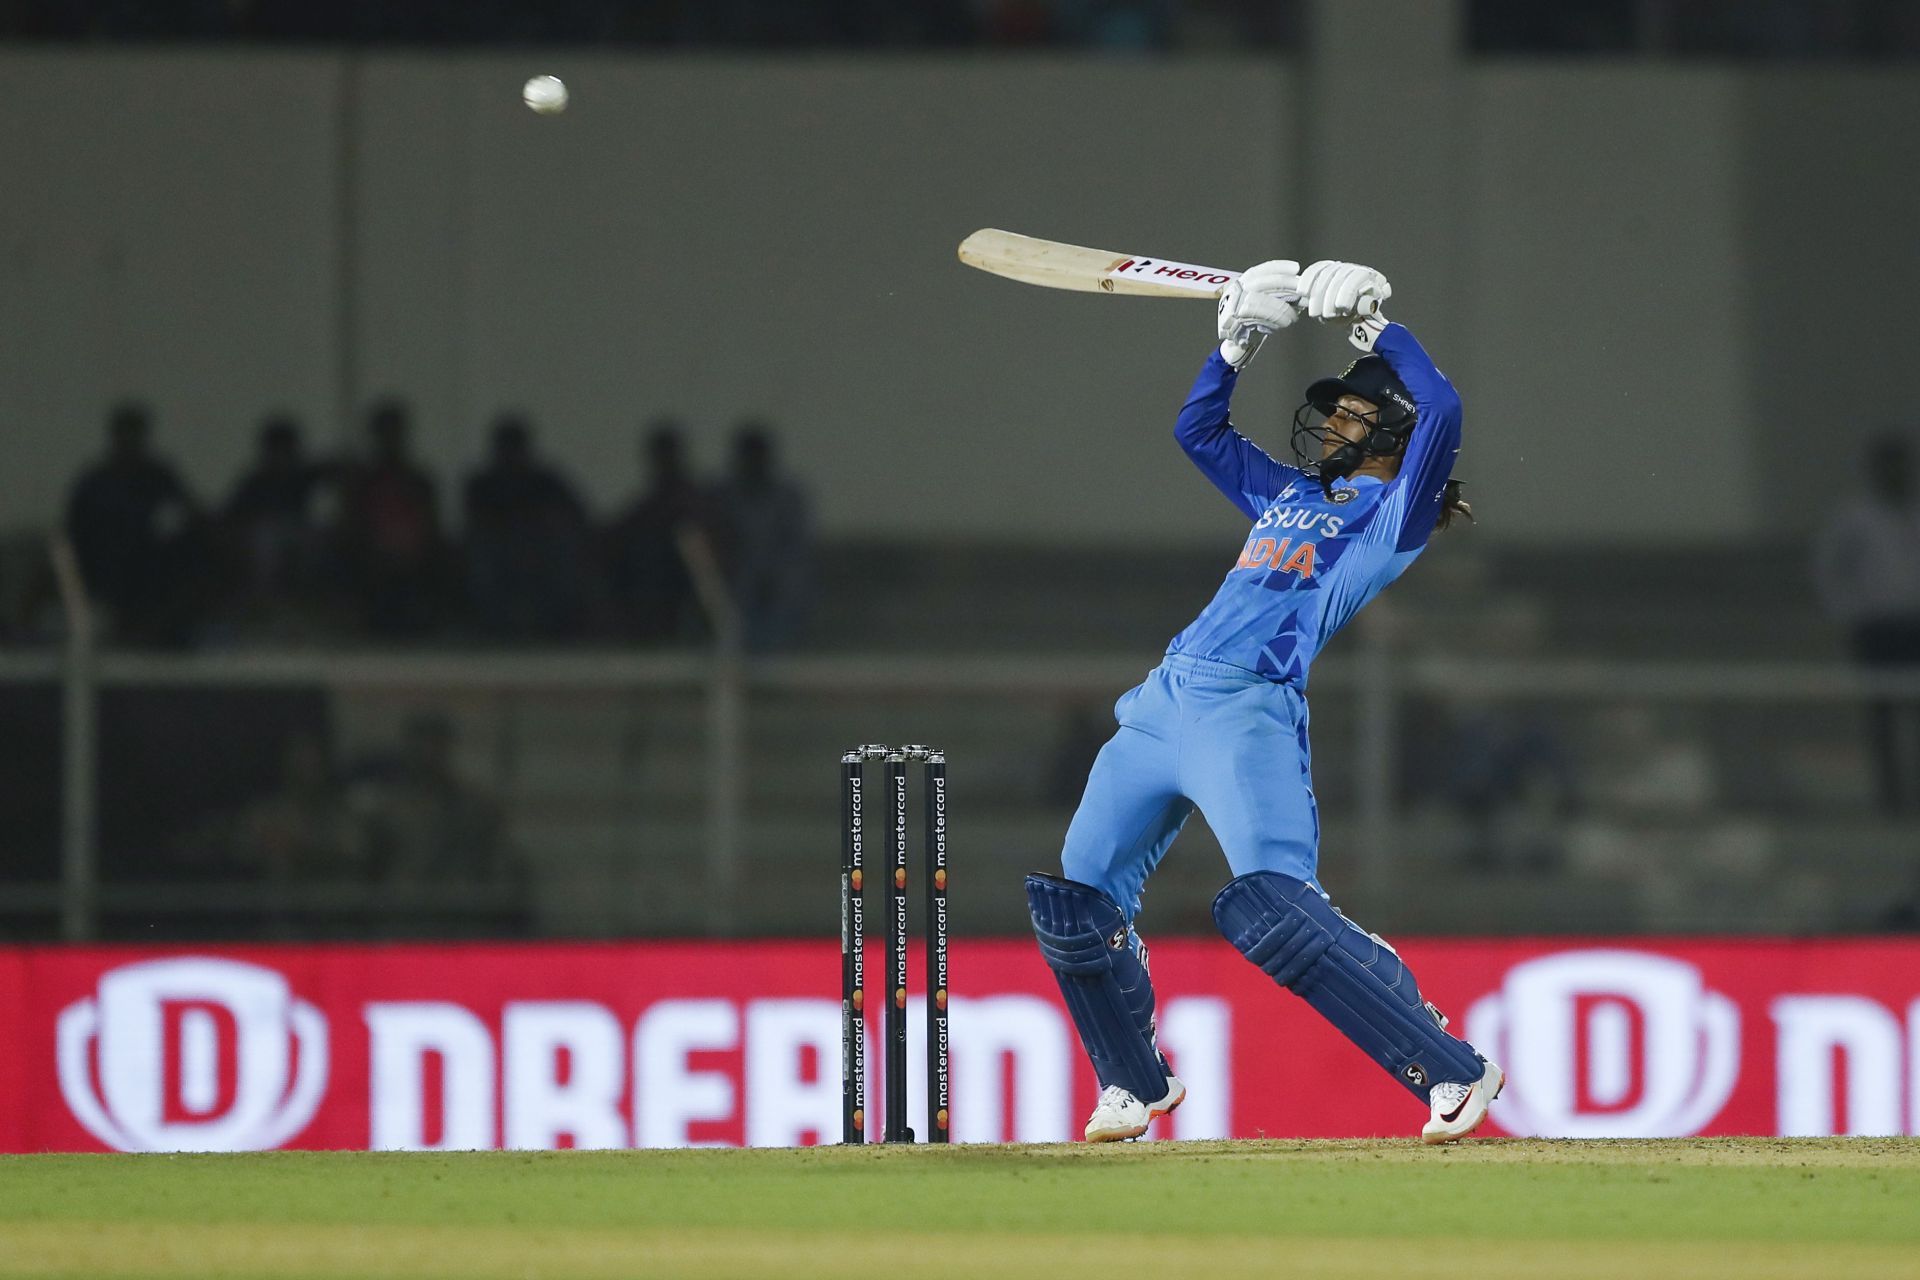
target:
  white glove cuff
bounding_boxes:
[1347,314,1387,352]
[1220,333,1264,370]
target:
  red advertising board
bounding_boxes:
[1,938,1915,1152]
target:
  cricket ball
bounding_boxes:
[522,74,568,114]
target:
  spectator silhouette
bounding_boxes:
[1813,432,1920,810]
[712,422,813,650]
[1437,704,1577,870]
[463,414,590,639]
[64,401,209,645]
[606,419,712,642]
[224,413,323,608]
[237,729,364,889]
[337,398,443,637]
[352,712,525,933]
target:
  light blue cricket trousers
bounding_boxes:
[1060,653,1321,921]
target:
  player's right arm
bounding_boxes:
[1174,261,1305,518]
[1173,351,1300,520]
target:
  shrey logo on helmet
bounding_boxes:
[57,957,329,1153]
[1465,950,1739,1138]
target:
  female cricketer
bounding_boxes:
[1025,258,1503,1144]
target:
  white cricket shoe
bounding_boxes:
[1084,1076,1187,1143]
[1420,1059,1504,1145]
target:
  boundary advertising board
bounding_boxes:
[2,939,1916,1151]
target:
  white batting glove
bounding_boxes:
[1215,259,1302,370]
[1299,260,1391,323]
[1238,258,1303,299]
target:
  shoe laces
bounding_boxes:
[1428,1080,1470,1111]
[1095,1084,1138,1112]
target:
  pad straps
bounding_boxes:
[1026,873,1168,1102]
[1213,871,1483,1099]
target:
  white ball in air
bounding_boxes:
[522,75,568,115]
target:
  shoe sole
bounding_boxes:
[1085,1080,1188,1143]
[1420,1063,1505,1145]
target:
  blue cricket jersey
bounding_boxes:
[1165,322,1463,687]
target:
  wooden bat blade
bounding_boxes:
[957,228,1236,300]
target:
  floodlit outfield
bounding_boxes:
[1,1140,1918,1280]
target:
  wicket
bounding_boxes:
[840,744,949,1144]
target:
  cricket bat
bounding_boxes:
[957,228,1237,299]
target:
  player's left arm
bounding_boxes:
[1173,351,1301,519]
[1370,322,1463,551]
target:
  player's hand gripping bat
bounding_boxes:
[958,230,1389,349]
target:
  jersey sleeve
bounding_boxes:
[1174,348,1300,520]
[1373,322,1464,551]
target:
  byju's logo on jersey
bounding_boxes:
[57,958,329,1152]
[1465,951,1738,1138]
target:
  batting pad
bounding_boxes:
[1212,871,1482,1099]
[1025,873,1169,1102]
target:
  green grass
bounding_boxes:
[2,1140,1918,1279]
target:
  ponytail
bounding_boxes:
[1435,479,1474,532]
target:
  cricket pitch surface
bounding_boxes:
[3,1138,1917,1279]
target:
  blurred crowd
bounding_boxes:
[1816,434,1920,815]
[1471,0,1920,57]
[5,0,1918,56]
[0,0,1299,50]
[173,710,530,937]
[59,400,814,650]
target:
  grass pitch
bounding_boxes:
[2,1139,1917,1279]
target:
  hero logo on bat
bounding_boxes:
[1110,257,1233,285]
